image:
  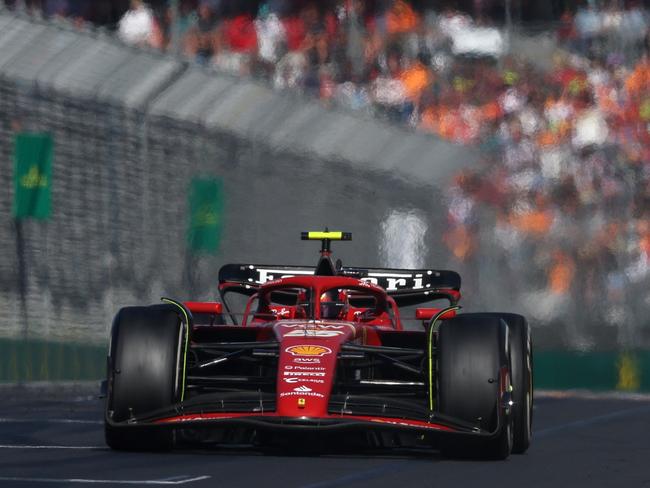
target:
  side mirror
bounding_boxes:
[415,308,457,320]
[184,301,223,314]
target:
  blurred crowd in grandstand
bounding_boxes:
[434,3,650,347]
[4,0,650,345]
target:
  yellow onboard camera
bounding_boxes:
[301,231,352,241]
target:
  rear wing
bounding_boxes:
[218,264,461,306]
[339,266,460,306]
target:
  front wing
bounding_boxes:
[105,402,509,443]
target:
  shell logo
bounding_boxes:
[285,345,332,357]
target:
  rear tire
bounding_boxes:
[436,315,513,459]
[105,305,186,451]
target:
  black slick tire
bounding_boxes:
[105,304,186,451]
[468,313,533,453]
[436,315,513,460]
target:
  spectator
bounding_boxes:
[273,7,307,89]
[400,53,431,113]
[372,47,410,122]
[574,2,602,56]
[117,0,155,47]
[548,248,576,295]
[342,0,367,81]
[168,1,198,54]
[254,4,286,76]
[386,0,420,36]
[217,9,257,75]
[186,1,220,65]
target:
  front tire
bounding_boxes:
[469,313,533,453]
[436,315,513,459]
[105,304,186,451]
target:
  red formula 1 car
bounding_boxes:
[104,232,532,459]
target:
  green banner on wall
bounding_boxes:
[187,177,224,254]
[12,133,53,220]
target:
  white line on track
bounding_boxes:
[0,417,102,424]
[536,390,650,401]
[0,444,104,449]
[0,476,211,485]
[535,404,650,438]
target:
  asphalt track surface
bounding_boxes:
[0,384,649,488]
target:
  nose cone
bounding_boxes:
[274,321,359,417]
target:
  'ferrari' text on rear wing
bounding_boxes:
[218,263,460,304]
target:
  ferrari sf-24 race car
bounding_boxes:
[104,232,532,459]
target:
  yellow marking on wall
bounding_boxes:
[617,353,640,391]
[20,166,49,189]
